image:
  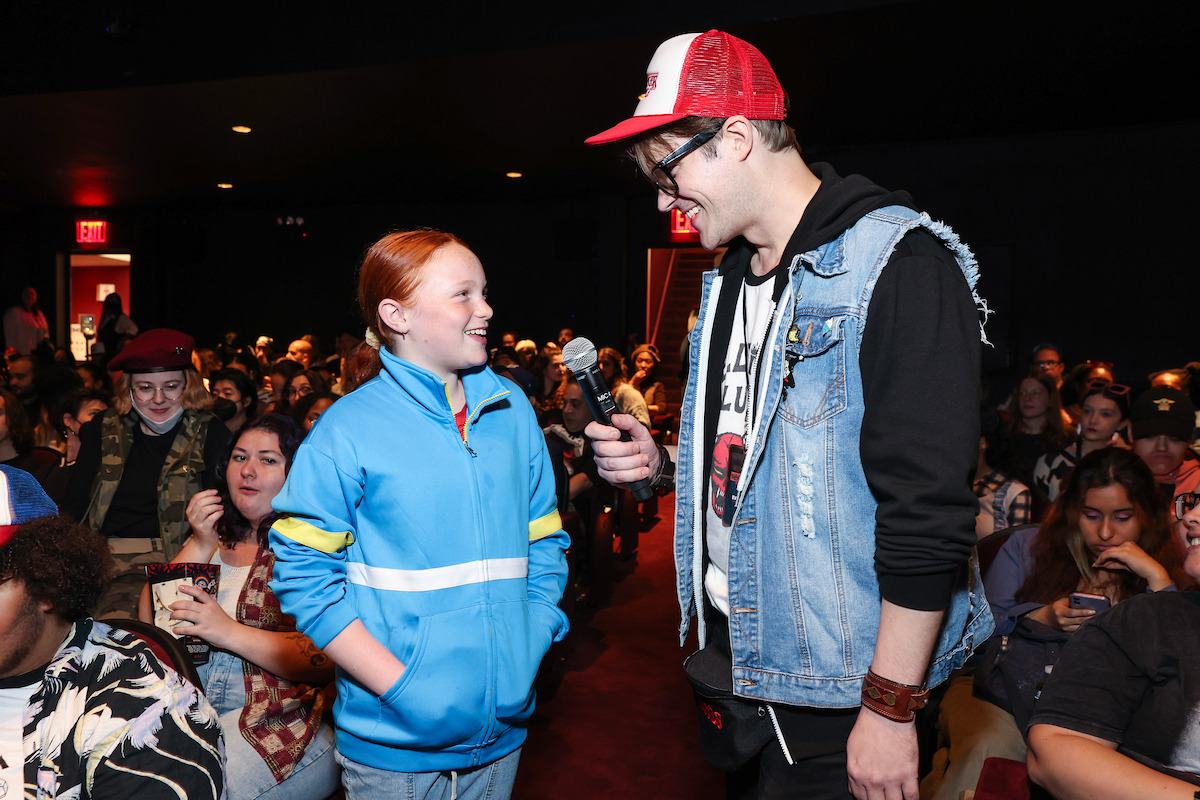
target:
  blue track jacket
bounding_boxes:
[269,348,569,772]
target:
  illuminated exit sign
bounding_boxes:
[670,209,699,239]
[76,220,108,244]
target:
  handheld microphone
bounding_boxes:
[561,337,654,502]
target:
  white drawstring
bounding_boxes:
[765,704,795,765]
[450,769,458,799]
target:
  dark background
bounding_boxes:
[1,1,1196,400]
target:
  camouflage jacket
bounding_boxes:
[84,407,218,559]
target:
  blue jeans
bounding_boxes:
[336,747,521,800]
[199,649,340,800]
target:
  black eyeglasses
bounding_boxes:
[1175,492,1200,519]
[648,127,721,196]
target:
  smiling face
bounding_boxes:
[651,132,742,251]
[388,243,492,383]
[1078,484,1142,560]
[1080,395,1123,444]
[1180,499,1200,582]
[129,370,187,425]
[227,428,288,529]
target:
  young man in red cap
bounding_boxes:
[584,30,992,799]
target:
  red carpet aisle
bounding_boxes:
[514,493,725,798]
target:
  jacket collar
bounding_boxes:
[377,347,510,419]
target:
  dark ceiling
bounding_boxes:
[1,1,1196,209]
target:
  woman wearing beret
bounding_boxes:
[64,328,231,618]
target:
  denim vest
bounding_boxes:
[675,206,994,708]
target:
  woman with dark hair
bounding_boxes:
[278,369,330,416]
[94,292,138,364]
[64,328,232,618]
[597,345,650,428]
[1000,370,1069,487]
[264,359,302,414]
[531,345,567,426]
[75,361,115,399]
[50,387,110,465]
[291,391,336,434]
[140,414,338,800]
[1,385,69,500]
[1033,380,1131,503]
[923,448,1189,800]
[629,343,667,416]
[210,367,259,434]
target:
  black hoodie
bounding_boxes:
[701,162,981,613]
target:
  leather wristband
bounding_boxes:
[650,445,675,497]
[860,668,929,723]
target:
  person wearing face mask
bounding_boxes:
[63,328,232,618]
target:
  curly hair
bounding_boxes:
[0,516,113,620]
[1016,447,1190,604]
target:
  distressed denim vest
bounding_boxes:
[675,206,994,708]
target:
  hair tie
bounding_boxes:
[364,328,382,350]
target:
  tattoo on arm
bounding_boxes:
[287,633,329,667]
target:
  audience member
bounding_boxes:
[1027,490,1200,798]
[2,286,50,356]
[974,405,1031,538]
[0,386,67,501]
[1033,380,1131,503]
[31,360,84,451]
[1001,371,1069,488]
[1030,343,1066,389]
[490,346,536,398]
[514,338,537,370]
[1130,386,1200,511]
[75,360,114,398]
[266,358,303,411]
[629,343,667,416]
[1060,359,1115,426]
[922,448,1186,800]
[279,369,331,417]
[597,346,650,428]
[292,391,336,433]
[533,345,567,426]
[94,292,138,363]
[63,329,232,618]
[557,327,575,347]
[286,339,313,369]
[140,414,339,800]
[5,354,35,412]
[0,465,224,800]
[48,387,110,465]
[254,335,275,368]
[210,367,259,433]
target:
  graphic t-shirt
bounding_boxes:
[705,268,780,616]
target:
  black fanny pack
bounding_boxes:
[684,635,775,772]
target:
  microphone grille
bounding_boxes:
[561,337,598,373]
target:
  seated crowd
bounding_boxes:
[1,317,674,798]
[5,320,1200,799]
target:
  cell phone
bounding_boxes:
[1068,592,1111,612]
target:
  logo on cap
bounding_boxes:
[1156,397,1176,412]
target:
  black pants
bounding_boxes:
[707,612,858,800]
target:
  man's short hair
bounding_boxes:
[0,516,113,620]
[627,116,800,179]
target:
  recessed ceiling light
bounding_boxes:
[217,183,233,189]
[506,172,522,179]
[231,125,252,134]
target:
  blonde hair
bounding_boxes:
[114,370,211,415]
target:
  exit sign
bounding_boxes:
[76,220,108,243]
[669,209,699,241]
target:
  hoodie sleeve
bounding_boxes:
[859,229,982,611]
[268,442,363,649]
[525,404,571,645]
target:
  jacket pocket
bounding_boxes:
[491,600,555,725]
[778,313,847,428]
[372,605,489,749]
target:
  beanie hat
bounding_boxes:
[585,30,786,145]
[0,465,58,547]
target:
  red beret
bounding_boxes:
[108,328,195,374]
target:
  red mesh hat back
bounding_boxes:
[676,31,786,121]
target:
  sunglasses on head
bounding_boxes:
[1175,492,1200,519]
[1087,379,1130,397]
